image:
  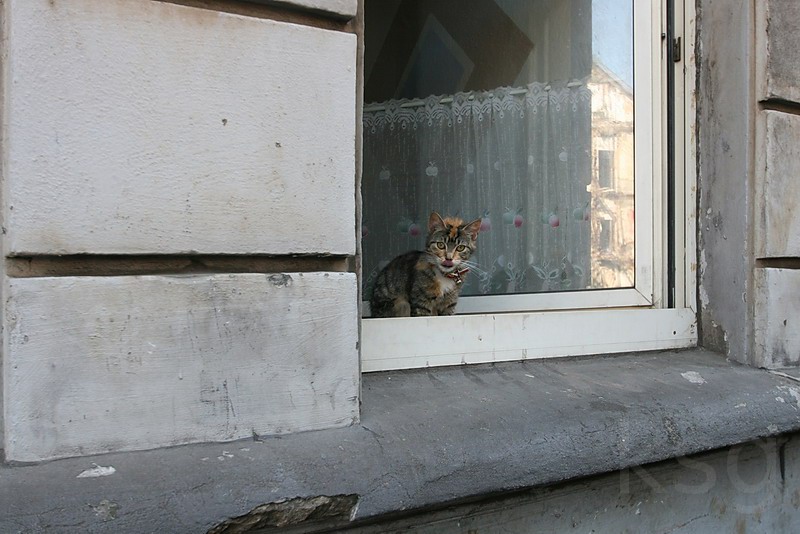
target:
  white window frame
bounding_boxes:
[361,0,697,372]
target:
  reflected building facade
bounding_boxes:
[588,61,635,289]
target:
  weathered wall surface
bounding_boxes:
[4,273,358,462]
[1,0,359,461]
[2,349,799,533]
[4,0,355,256]
[756,111,800,259]
[752,0,800,367]
[699,0,800,368]
[696,0,755,364]
[754,269,800,368]
[757,0,800,104]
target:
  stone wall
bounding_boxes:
[753,0,800,368]
[0,0,360,461]
[698,0,800,368]
[696,0,755,364]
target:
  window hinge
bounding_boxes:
[672,37,682,63]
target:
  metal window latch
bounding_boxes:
[672,37,682,63]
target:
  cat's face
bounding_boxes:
[425,212,481,273]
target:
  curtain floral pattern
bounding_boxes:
[362,79,593,300]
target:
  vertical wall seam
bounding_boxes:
[747,0,758,366]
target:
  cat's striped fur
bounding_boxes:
[370,212,481,317]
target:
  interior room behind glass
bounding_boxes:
[362,0,634,308]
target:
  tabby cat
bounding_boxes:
[370,212,482,317]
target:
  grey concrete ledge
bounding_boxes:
[3,348,800,533]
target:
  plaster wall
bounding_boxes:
[754,269,800,368]
[4,0,356,256]
[4,273,359,462]
[751,0,800,367]
[0,0,360,461]
[756,111,800,259]
[757,0,800,104]
[696,0,755,364]
[698,0,800,368]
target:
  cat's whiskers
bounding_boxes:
[460,260,488,276]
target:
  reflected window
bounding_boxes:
[598,149,614,189]
[599,219,612,252]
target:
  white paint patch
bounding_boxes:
[681,371,706,384]
[698,251,710,308]
[767,424,779,433]
[525,374,536,379]
[776,397,786,403]
[776,386,800,410]
[788,388,800,408]
[349,500,361,522]
[77,464,116,478]
[734,403,747,408]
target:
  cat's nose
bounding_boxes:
[442,259,454,267]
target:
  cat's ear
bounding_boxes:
[464,218,482,240]
[428,212,445,233]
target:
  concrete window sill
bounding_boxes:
[3,349,800,532]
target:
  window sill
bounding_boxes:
[362,307,697,371]
[3,348,800,532]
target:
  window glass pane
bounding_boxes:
[362,0,635,300]
[598,150,614,189]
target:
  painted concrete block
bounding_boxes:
[754,268,800,368]
[259,0,358,19]
[757,0,800,103]
[3,0,356,255]
[4,273,359,462]
[756,111,800,258]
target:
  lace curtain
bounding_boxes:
[362,79,593,300]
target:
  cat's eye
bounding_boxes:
[436,242,446,250]
[456,245,466,252]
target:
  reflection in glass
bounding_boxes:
[362,0,634,300]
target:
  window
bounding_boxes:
[361,0,696,371]
[598,149,614,189]
[599,219,612,252]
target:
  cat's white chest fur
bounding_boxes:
[434,270,458,296]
